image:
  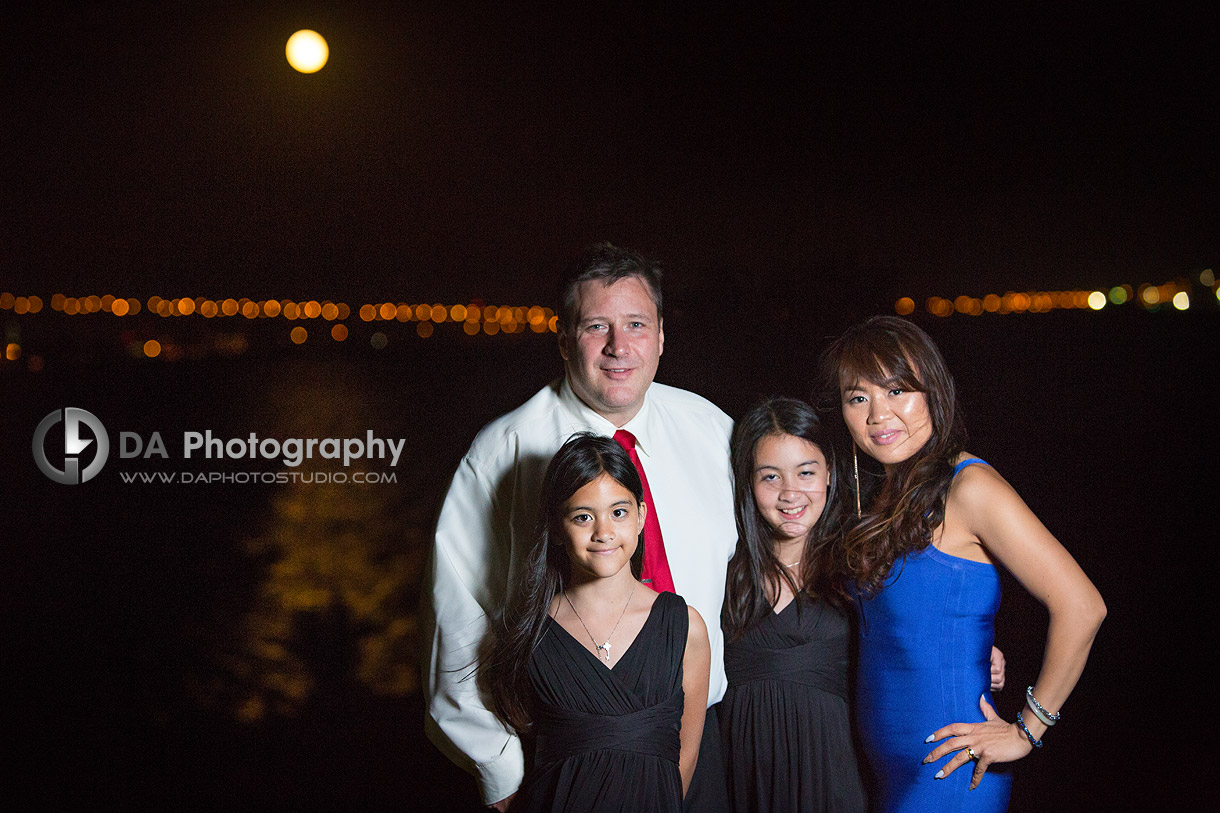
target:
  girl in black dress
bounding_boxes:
[485,432,710,812]
[719,397,867,813]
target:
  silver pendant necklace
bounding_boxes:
[564,581,637,662]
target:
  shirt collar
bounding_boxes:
[558,377,656,456]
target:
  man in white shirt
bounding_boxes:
[423,243,735,810]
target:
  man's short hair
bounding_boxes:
[558,242,663,332]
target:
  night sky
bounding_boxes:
[5,2,1216,305]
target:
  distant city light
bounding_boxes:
[896,277,1203,318]
[286,30,329,74]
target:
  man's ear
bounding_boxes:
[557,328,570,361]
[657,318,664,357]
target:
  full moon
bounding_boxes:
[286,30,329,74]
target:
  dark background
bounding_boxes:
[3,2,1216,810]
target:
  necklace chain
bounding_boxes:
[564,581,637,663]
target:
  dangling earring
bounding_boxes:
[852,443,862,518]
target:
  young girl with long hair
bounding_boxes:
[485,432,710,812]
[821,316,1105,812]
[719,396,866,812]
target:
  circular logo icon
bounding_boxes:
[33,408,110,484]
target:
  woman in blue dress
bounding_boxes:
[820,316,1106,812]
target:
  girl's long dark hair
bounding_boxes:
[818,316,967,599]
[723,396,845,641]
[483,432,644,734]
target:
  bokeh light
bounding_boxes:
[1087,291,1107,310]
[290,326,308,344]
[1172,291,1190,310]
[286,30,329,74]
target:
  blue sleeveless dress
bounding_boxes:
[854,458,1012,812]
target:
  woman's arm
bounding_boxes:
[679,606,711,797]
[926,464,1106,788]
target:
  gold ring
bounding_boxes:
[967,747,979,761]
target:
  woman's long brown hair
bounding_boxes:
[818,316,967,598]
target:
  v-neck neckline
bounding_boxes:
[549,594,665,672]
[771,595,798,616]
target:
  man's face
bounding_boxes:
[559,276,664,426]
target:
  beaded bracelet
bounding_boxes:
[1016,711,1043,748]
[1025,686,1060,726]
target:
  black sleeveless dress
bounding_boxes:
[719,594,866,813]
[514,590,689,812]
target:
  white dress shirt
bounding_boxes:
[423,378,736,804]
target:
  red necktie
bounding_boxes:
[612,429,675,594]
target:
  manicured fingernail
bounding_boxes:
[925,734,935,743]
[935,770,944,779]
